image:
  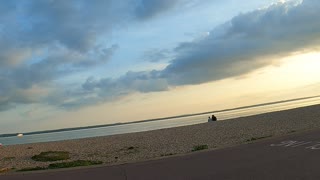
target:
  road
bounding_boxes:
[2,129,320,180]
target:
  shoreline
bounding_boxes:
[1,104,320,173]
[2,95,319,138]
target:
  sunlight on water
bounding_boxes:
[1,96,320,146]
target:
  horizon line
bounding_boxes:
[1,94,319,137]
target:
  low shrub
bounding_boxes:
[192,145,208,152]
[48,160,103,169]
[17,167,47,172]
[31,151,70,162]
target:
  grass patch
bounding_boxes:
[17,160,103,172]
[192,145,208,152]
[246,135,272,142]
[31,151,70,162]
[17,166,47,172]
[48,160,103,169]
[160,153,176,157]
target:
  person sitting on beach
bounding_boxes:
[211,115,217,121]
[208,116,212,122]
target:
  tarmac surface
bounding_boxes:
[2,128,320,180]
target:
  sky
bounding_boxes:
[0,0,320,134]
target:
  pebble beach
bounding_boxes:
[1,104,320,173]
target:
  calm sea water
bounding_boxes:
[1,96,320,146]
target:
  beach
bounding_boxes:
[1,104,320,173]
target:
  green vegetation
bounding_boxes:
[17,160,103,172]
[246,135,272,142]
[17,167,47,172]
[192,145,208,152]
[31,151,70,162]
[160,153,176,157]
[48,160,103,169]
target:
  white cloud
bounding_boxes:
[74,0,320,106]
[1,0,320,111]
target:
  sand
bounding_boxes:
[1,104,320,172]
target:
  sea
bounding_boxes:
[1,96,320,146]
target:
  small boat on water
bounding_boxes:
[17,133,23,137]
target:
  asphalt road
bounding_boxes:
[2,129,320,180]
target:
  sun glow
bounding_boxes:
[277,52,320,84]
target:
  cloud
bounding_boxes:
[0,0,178,68]
[86,71,168,93]
[2,0,320,111]
[1,44,118,88]
[42,70,169,109]
[0,0,184,62]
[0,1,16,18]
[163,0,320,85]
[142,49,172,62]
[0,46,32,67]
[0,0,186,111]
[0,86,47,111]
[78,71,168,106]
[135,0,180,19]
[44,71,169,109]
[20,0,182,53]
[73,0,320,105]
[0,44,118,110]
[0,0,180,67]
[23,1,125,52]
